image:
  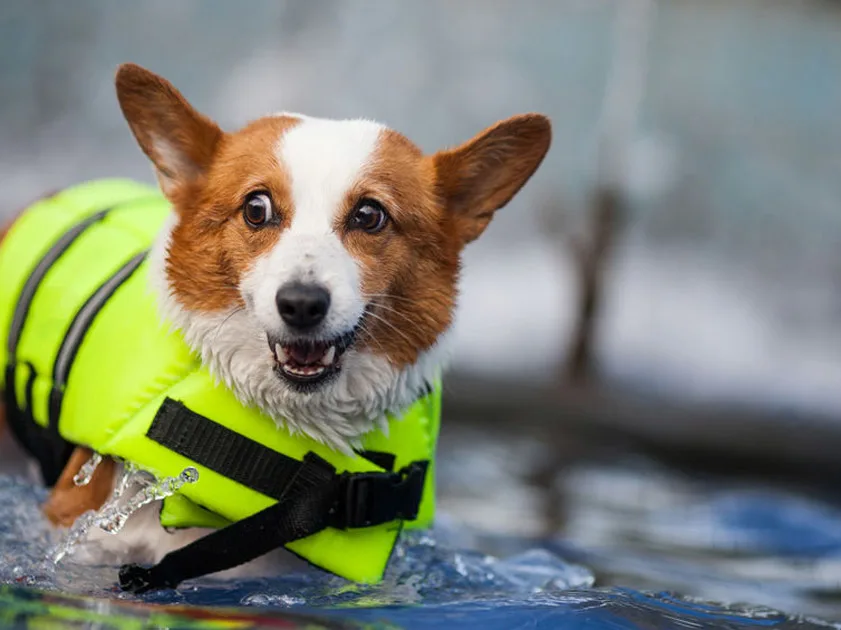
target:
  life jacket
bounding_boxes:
[0,179,441,592]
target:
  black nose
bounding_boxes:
[276,283,331,330]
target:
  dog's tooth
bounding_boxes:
[275,343,289,363]
[321,346,336,366]
[282,363,326,377]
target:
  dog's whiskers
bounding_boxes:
[366,300,417,324]
[355,313,389,353]
[355,320,387,355]
[211,306,245,345]
[362,292,419,306]
[361,308,416,347]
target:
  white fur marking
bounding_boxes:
[244,117,383,341]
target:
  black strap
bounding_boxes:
[119,398,430,593]
[147,398,303,501]
[120,453,338,594]
[356,449,397,471]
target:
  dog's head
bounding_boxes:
[115,63,551,450]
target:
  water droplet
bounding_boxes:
[181,467,199,484]
[72,453,102,487]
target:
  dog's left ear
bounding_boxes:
[432,114,551,245]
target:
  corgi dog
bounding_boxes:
[0,63,551,584]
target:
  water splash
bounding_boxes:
[0,472,592,606]
[51,464,199,563]
[232,527,594,610]
[52,460,145,563]
[95,466,198,535]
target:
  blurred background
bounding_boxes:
[3,0,841,620]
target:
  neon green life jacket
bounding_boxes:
[0,179,441,589]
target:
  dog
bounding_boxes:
[0,63,551,588]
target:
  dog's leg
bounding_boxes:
[43,447,116,526]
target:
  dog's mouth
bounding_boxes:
[268,330,356,389]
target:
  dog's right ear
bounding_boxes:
[115,63,223,200]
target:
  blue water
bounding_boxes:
[3,467,841,630]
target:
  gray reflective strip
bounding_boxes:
[6,209,110,357]
[48,250,148,429]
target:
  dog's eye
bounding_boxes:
[243,192,273,227]
[349,200,388,234]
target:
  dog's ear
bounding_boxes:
[115,63,223,200]
[432,114,551,245]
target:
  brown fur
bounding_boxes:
[339,119,552,366]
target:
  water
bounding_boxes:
[0,474,601,628]
[4,446,841,630]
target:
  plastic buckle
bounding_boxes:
[337,460,429,529]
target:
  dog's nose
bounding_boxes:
[276,282,331,330]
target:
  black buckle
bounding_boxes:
[331,460,429,529]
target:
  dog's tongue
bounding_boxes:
[286,342,327,365]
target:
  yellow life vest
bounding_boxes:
[0,179,441,591]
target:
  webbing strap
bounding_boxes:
[119,398,430,593]
[147,398,302,501]
[119,453,338,594]
[356,449,397,471]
